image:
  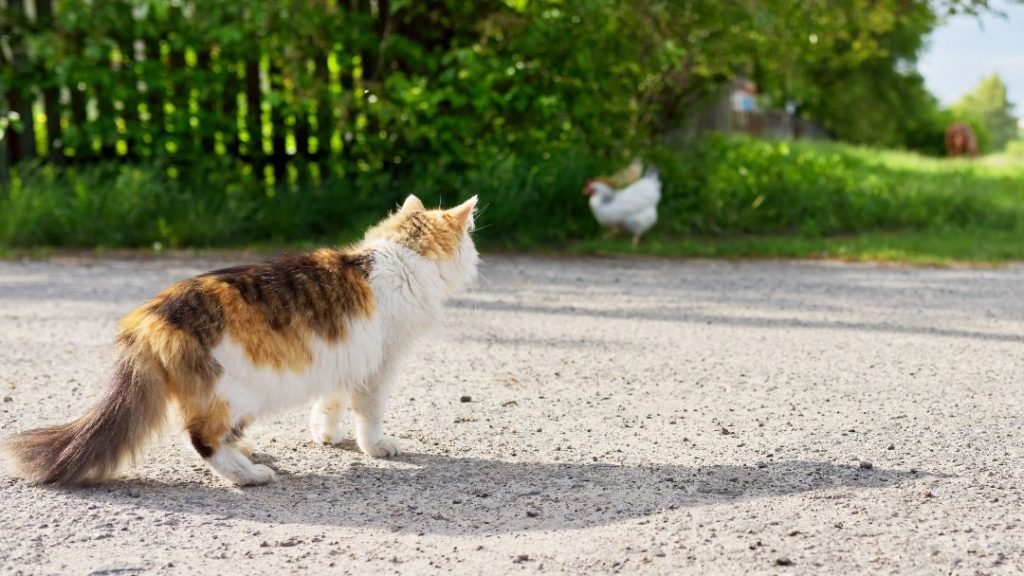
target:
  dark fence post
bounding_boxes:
[316,51,334,177]
[167,41,187,160]
[94,86,117,159]
[68,82,88,161]
[245,60,263,168]
[222,60,240,158]
[218,59,237,157]
[295,101,311,159]
[0,130,8,182]
[0,0,10,180]
[268,59,287,182]
[8,80,36,165]
[197,48,216,155]
[35,0,63,163]
[7,0,36,165]
[144,35,165,158]
[114,4,140,160]
[0,83,8,180]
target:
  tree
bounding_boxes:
[952,74,1018,152]
[782,1,940,148]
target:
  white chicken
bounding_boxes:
[583,167,661,246]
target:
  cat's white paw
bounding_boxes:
[360,436,401,458]
[208,446,277,486]
[310,418,346,445]
[310,402,347,445]
[233,464,277,486]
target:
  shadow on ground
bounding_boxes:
[69,454,932,535]
[450,298,1024,344]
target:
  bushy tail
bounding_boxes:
[4,342,167,486]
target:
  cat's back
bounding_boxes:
[119,248,378,380]
[198,248,377,342]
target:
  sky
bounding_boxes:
[918,1,1024,113]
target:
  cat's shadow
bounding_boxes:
[74,453,936,535]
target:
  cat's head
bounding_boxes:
[365,195,480,292]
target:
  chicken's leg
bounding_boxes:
[602,225,623,240]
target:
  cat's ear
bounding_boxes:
[447,195,478,231]
[400,195,425,213]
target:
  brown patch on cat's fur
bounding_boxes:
[5,248,377,484]
[185,398,232,459]
[124,248,377,382]
[201,278,315,372]
[120,286,224,400]
[197,249,376,371]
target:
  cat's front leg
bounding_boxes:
[309,391,348,445]
[351,367,401,458]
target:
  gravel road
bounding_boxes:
[0,255,1022,575]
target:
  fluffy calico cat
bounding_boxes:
[4,195,479,486]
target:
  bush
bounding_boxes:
[657,136,1024,236]
[4,136,1023,250]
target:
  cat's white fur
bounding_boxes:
[206,198,479,485]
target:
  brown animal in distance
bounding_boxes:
[945,123,978,158]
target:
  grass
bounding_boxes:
[1,136,1023,264]
[6,230,1016,268]
[570,229,1024,266]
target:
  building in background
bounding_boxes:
[669,78,829,144]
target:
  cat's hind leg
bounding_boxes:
[309,391,348,445]
[351,368,401,458]
[206,444,275,486]
[187,402,275,486]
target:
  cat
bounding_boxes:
[3,195,479,487]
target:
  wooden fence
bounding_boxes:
[0,0,395,182]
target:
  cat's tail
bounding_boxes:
[3,337,168,486]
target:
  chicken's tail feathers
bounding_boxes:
[642,165,659,180]
[3,340,168,486]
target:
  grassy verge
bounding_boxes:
[2,136,1023,264]
[4,230,1017,267]
[569,229,1024,266]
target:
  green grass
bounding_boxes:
[5,230,1017,267]
[569,229,1024,266]
[2,136,1023,264]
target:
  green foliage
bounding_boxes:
[3,0,1022,261]
[777,2,947,153]
[2,0,1013,173]
[0,159,395,248]
[658,136,1024,236]
[4,136,1023,251]
[952,74,1019,153]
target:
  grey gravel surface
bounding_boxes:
[0,255,1022,575]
